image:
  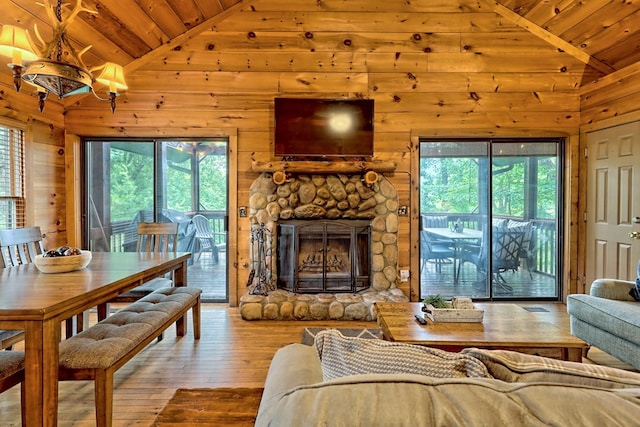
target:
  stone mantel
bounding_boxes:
[251,159,397,174]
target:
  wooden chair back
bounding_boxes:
[0,226,45,269]
[0,227,44,348]
[136,222,179,254]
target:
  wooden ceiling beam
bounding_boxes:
[124,1,246,74]
[484,0,616,76]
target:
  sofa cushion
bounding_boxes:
[314,329,491,381]
[256,372,640,427]
[590,279,636,301]
[462,348,640,389]
[567,294,640,346]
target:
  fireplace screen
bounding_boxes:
[277,220,370,293]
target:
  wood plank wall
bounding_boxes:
[0,76,67,250]
[2,0,621,304]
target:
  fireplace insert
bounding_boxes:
[277,220,371,293]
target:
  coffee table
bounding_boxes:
[375,302,588,362]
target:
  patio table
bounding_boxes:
[423,227,483,284]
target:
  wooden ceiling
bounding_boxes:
[2,0,639,90]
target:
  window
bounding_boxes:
[0,121,25,230]
[419,138,563,300]
[84,138,229,302]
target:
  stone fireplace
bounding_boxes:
[239,171,409,321]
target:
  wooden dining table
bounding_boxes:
[0,251,191,427]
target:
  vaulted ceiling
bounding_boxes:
[2,0,639,93]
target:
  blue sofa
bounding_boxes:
[567,278,640,370]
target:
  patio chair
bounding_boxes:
[456,229,488,284]
[421,214,449,229]
[0,226,85,346]
[456,227,524,292]
[492,229,525,292]
[192,214,220,264]
[420,230,455,274]
[506,220,534,278]
[98,222,178,341]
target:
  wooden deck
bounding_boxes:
[420,260,558,299]
[188,252,228,301]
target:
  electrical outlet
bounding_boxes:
[398,206,408,216]
[400,269,410,282]
[239,206,247,217]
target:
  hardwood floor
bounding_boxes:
[0,303,635,426]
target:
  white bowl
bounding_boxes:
[33,250,92,274]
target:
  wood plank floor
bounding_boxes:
[0,303,635,426]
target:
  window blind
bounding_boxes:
[0,123,25,230]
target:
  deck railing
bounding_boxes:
[93,210,227,252]
[421,213,557,277]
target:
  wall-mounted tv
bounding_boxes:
[274,97,374,158]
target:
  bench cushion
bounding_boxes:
[116,277,172,299]
[59,287,201,370]
[0,351,24,380]
[59,314,161,369]
[137,287,202,316]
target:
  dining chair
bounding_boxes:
[191,214,220,264]
[0,228,37,349]
[0,226,44,269]
[98,222,179,339]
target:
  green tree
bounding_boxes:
[110,149,153,221]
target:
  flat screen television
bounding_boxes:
[274,97,374,158]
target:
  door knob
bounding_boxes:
[630,231,640,239]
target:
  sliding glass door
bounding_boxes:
[84,139,229,302]
[419,139,562,300]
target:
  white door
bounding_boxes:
[586,121,640,290]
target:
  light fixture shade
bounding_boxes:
[22,60,92,98]
[0,25,38,65]
[95,62,128,93]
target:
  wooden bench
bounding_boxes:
[58,287,201,427]
[0,351,25,427]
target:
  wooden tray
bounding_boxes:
[422,303,484,323]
